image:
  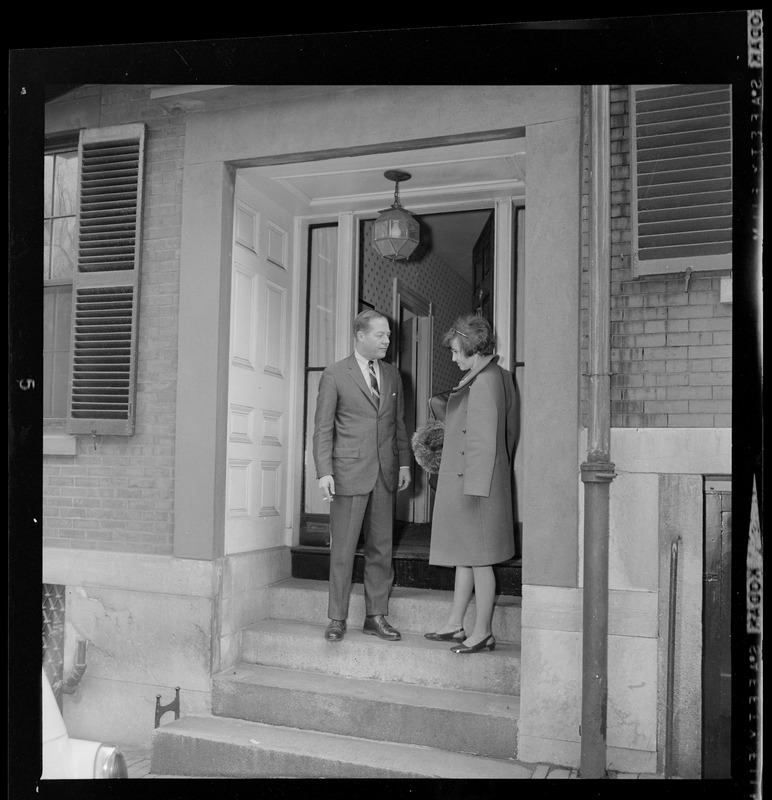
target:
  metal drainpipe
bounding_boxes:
[53,638,88,698]
[579,84,617,779]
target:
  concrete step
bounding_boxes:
[242,618,520,695]
[291,546,523,595]
[268,577,522,643]
[151,715,535,778]
[213,663,520,760]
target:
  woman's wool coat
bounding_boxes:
[429,354,518,567]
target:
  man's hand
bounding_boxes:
[318,475,335,502]
[397,466,412,492]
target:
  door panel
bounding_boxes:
[396,309,417,523]
[473,212,494,325]
[226,183,294,554]
[393,281,433,524]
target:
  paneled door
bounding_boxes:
[225,178,294,554]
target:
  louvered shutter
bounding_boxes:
[631,84,732,277]
[66,124,146,435]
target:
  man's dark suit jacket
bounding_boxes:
[313,354,411,495]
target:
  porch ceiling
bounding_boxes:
[239,138,526,280]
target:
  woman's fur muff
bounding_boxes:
[411,420,445,474]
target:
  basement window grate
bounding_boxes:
[42,583,66,690]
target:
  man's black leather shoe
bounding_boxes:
[363,614,401,641]
[325,619,346,641]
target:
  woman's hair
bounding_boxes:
[442,314,494,357]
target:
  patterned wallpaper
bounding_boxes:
[360,219,474,395]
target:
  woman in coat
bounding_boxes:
[424,314,518,653]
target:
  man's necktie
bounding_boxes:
[368,360,380,400]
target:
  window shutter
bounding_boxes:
[66,124,146,435]
[631,84,732,277]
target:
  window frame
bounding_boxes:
[44,123,147,440]
[44,134,79,425]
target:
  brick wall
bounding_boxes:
[580,85,732,428]
[43,86,184,554]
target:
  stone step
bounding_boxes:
[213,663,520,760]
[151,715,534,779]
[268,577,522,643]
[241,618,520,695]
[291,545,523,595]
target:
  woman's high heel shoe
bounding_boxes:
[424,628,465,642]
[450,635,496,654]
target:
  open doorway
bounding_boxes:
[295,205,522,593]
[240,135,526,591]
[391,206,495,527]
[356,208,518,584]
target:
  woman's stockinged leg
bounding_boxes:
[464,565,495,646]
[434,566,474,634]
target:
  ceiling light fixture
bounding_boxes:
[372,170,420,261]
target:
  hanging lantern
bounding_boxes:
[372,170,420,261]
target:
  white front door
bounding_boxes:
[225,177,295,554]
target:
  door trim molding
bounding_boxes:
[336,213,356,361]
[392,279,433,318]
[392,279,434,406]
[493,198,515,371]
[230,127,527,170]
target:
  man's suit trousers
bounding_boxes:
[327,469,394,620]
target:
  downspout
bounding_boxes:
[579,84,617,779]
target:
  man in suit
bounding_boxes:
[313,309,412,642]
